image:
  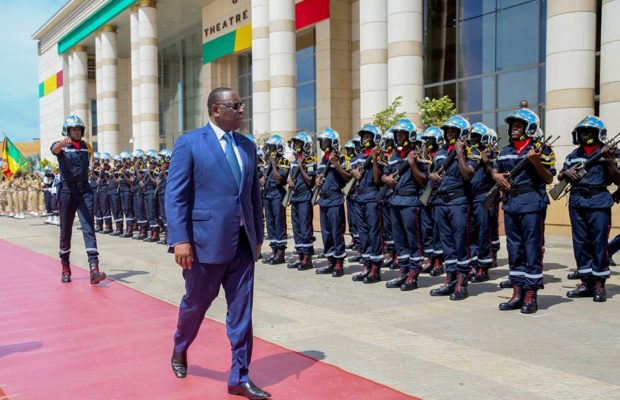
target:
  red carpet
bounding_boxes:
[0,240,419,400]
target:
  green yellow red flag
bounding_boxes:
[1,135,29,178]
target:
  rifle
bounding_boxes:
[282,163,302,208]
[482,135,558,209]
[342,153,374,197]
[376,149,418,203]
[420,149,457,206]
[549,131,620,201]
[311,150,340,205]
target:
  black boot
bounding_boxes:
[103,221,113,234]
[400,269,419,291]
[316,256,335,274]
[89,263,107,285]
[593,280,607,303]
[499,286,523,310]
[95,222,103,233]
[158,229,168,245]
[450,271,469,300]
[269,248,286,265]
[136,226,147,240]
[348,251,362,263]
[363,264,382,284]
[332,259,344,277]
[470,268,489,283]
[299,254,314,271]
[386,267,408,288]
[61,262,72,283]
[429,259,445,277]
[520,290,538,314]
[420,257,433,274]
[122,225,133,238]
[288,253,302,269]
[352,263,370,281]
[567,269,580,280]
[430,272,456,296]
[499,278,512,289]
[566,280,594,298]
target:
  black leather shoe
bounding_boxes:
[363,266,381,284]
[566,282,594,298]
[315,265,334,274]
[499,279,512,289]
[567,270,580,280]
[520,290,538,314]
[228,381,271,399]
[499,286,523,310]
[386,273,407,288]
[61,263,72,283]
[171,351,187,378]
[469,268,489,283]
[287,260,301,269]
[593,281,607,303]
[400,270,419,291]
[429,261,444,277]
[430,273,456,296]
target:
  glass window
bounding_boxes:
[497,68,537,109]
[296,45,316,133]
[424,0,457,83]
[297,83,315,110]
[539,66,546,104]
[458,13,495,77]
[425,83,457,105]
[460,0,495,20]
[459,76,495,113]
[297,109,316,133]
[91,99,97,136]
[497,0,531,9]
[238,52,253,134]
[496,1,538,71]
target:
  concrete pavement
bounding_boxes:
[1,215,619,400]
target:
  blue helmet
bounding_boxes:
[317,128,340,152]
[120,151,132,162]
[291,131,313,155]
[391,119,417,145]
[441,115,471,141]
[380,129,395,151]
[344,139,358,155]
[505,108,540,138]
[470,122,491,146]
[265,134,286,155]
[146,149,158,160]
[358,123,382,146]
[93,152,101,161]
[112,154,122,164]
[62,115,85,137]
[572,115,607,145]
[421,126,445,150]
[101,152,111,163]
[482,128,499,148]
[159,148,172,161]
[132,149,144,161]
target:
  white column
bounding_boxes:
[545,0,595,162]
[359,0,387,125]
[387,0,423,126]
[252,0,270,136]
[269,0,296,139]
[139,0,159,151]
[130,5,141,150]
[600,0,620,135]
[100,25,120,154]
[95,32,104,149]
[69,45,90,138]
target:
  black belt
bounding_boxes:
[394,189,417,196]
[295,187,310,195]
[356,186,379,194]
[436,189,466,203]
[320,190,342,199]
[62,181,89,189]
[571,185,608,198]
[508,185,537,196]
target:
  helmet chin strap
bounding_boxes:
[449,138,456,145]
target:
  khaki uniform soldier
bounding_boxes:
[27,174,40,215]
[12,173,27,219]
[0,178,7,215]
[6,177,14,216]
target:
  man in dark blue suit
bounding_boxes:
[166,87,270,399]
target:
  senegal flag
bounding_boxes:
[1,135,29,178]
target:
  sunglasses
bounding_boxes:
[216,102,245,112]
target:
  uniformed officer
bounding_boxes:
[428,115,477,300]
[262,135,290,264]
[118,151,135,238]
[344,137,361,261]
[315,128,350,277]
[492,108,556,313]
[467,123,496,283]
[488,129,501,265]
[133,149,148,240]
[561,116,620,302]
[379,128,396,269]
[50,115,106,284]
[108,154,124,236]
[350,123,384,284]
[286,131,317,271]
[143,149,161,242]
[419,127,445,276]
[157,148,171,245]
[98,153,113,233]
[0,176,7,216]
[91,153,103,231]
[383,120,428,291]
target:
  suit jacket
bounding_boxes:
[166,123,264,264]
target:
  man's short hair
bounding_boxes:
[207,87,233,116]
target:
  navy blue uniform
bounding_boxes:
[263,158,289,251]
[157,169,167,239]
[119,168,134,231]
[133,168,147,234]
[350,152,383,266]
[143,167,159,231]
[493,140,556,290]
[562,147,619,282]
[384,151,427,274]
[50,140,99,265]
[469,147,495,270]
[108,170,123,232]
[381,152,395,256]
[318,155,347,260]
[431,146,478,274]
[290,157,317,256]
[98,168,112,230]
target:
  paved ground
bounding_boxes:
[1,215,619,400]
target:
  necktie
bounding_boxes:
[223,132,242,187]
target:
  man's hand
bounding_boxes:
[287,176,294,187]
[601,144,617,162]
[60,137,72,147]
[527,147,542,164]
[316,174,325,186]
[372,146,381,160]
[383,173,397,187]
[269,155,276,165]
[259,176,266,187]
[350,168,362,180]
[493,172,511,190]
[560,165,583,181]
[174,243,193,269]
[481,148,491,164]
[407,150,418,166]
[428,172,443,184]
[329,153,340,167]
[296,157,304,167]
[455,138,465,155]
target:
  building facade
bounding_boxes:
[33,0,620,230]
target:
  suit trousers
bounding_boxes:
[173,229,255,386]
